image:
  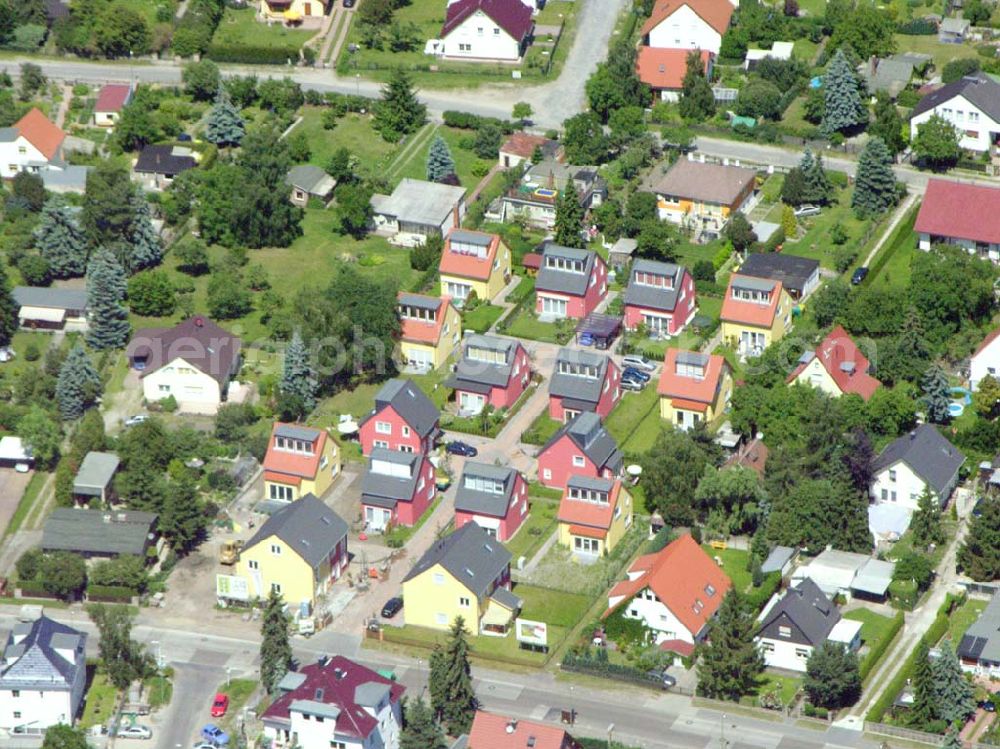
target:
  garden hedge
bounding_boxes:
[206,43,302,66]
[859,610,904,684]
[86,585,136,603]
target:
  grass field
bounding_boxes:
[893,34,979,70]
[521,411,563,444]
[946,597,988,645]
[463,303,504,333]
[867,208,918,292]
[80,670,118,729]
[505,498,558,562]
[296,109,400,179]
[215,678,258,733]
[210,7,316,58]
[621,408,664,458]
[606,385,659,446]
[745,673,801,707]
[702,545,752,593]
[503,308,574,343]
[119,0,177,24]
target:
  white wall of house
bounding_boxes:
[792,357,843,398]
[0,687,76,731]
[0,136,54,179]
[972,335,1000,390]
[620,588,695,644]
[910,93,998,153]
[918,231,1000,262]
[266,697,401,749]
[142,357,224,415]
[870,460,935,511]
[647,6,722,54]
[757,637,813,672]
[442,10,525,61]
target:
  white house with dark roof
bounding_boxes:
[755,578,861,672]
[738,252,820,300]
[437,0,534,61]
[909,73,1000,153]
[870,424,965,510]
[0,615,87,731]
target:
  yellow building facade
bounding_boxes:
[237,536,317,606]
[260,0,327,21]
[720,286,793,356]
[557,480,633,559]
[262,430,340,504]
[658,371,732,426]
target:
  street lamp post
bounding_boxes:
[721,713,728,749]
[607,722,615,749]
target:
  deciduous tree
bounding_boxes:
[679,49,715,121]
[870,91,907,155]
[88,604,154,690]
[19,405,60,468]
[41,725,88,749]
[913,114,961,172]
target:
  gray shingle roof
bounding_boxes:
[567,475,613,493]
[354,681,390,708]
[732,275,777,293]
[242,494,348,569]
[454,462,520,517]
[624,261,686,312]
[959,594,1000,665]
[286,165,336,196]
[42,507,156,556]
[447,336,519,390]
[541,411,622,473]
[490,585,522,610]
[13,286,88,311]
[912,73,1000,121]
[370,178,466,228]
[0,615,85,689]
[361,449,423,506]
[645,159,757,205]
[275,424,322,442]
[739,252,819,295]
[536,245,598,297]
[403,523,512,599]
[398,293,442,312]
[360,379,439,437]
[73,451,120,495]
[872,424,965,497]
[757,577,840,646]
[549,348,610,407]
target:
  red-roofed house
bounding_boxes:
[262,655,404,749]
[438,0,534,62]
[787,325,882,400]
[0,108,66,178]
[439,229,512,304]
[396,292,462,371]
[604,533,731,653]
[972,328,1000,391]
[263,423,341,504]
[641,0,734,54]
[916,179,1000,262]
[499,132,562,170]
[93,84,133,126]
[658,349,732,430]
[720,274,793,357]
[557,476,632,559]
[468,711,583,749]
[637,47,713,101]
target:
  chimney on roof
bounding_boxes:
[506,719,518,734]
[318,655,330,667]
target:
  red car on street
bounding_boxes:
[210,693,229,718]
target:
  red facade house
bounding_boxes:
[623,259,696,336]
[360,448,436,531]
[444,334,532,415]
[536,411,623,489]
[358,378,440,456]
[535,244,608,320]
[548,348,620,422]
[453,462,529,542]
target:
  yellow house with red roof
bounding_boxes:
[438,229,512,305]
[263,423,340,503]
[658,349,732,430]
[397,292,462,371]
[557,476,632,559]
[720,274,792,357]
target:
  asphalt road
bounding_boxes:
[0,608,877,749]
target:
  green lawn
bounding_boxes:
[945,597,988,645]
[867,207,918,292]
[620,408,664,458]
[216,678,258,733]
[535,0,576,25]
[701,545,752,593]
[605,384,659,446]
[893,34,979,69]
[2,471,49,542]
[504,499,558,562]
[463,303,504,333]
[384,494,443,546]
[145,673,173,709]
[502,308,574,343]
[793,38,820,64]
[295,108,401,180]
[118,0,176,24]
[676,238,727,267]
[521,411,563,445]
[393,125,493,191]
[845,608,899,649]
[745,672,801,708]
[517,583,591,627]
[80,670,118,729]
[210,7,316,57]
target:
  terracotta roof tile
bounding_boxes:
[15,108,65,160]
[469,711,579,749]
[720,275,783,327]
[439,229,502,281]
[786,325,881,400]
[558,480,622,531]
[637,48,711,91]
[95,84,132,113]
[641,0,734,36]
[657,349,727,406]
[397,292,456,345]
[262,423,327,480]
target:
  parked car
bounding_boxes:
[623,366,651,383]
[124,414,149,427]
[446,441,478,457]
[646,669,677,689]
[381,596,403,618]
[193,743,216,749]
[794,204,821,218]
[201,725,229,747]
[177,133,193,142]
[579,332,595,346]
[851,266,869,286]
[980,699,997,713]
[210,693,229,718]
[622,354,657,372]
[118,725,153,740]
[621,378,644,392]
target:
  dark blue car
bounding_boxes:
[623,366,651,383]
[446,441,478,457]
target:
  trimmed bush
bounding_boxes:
[86,585,136,603]
[17,579,57,599]
[206,44,302,65]
[442,110,517,134]
[889,577,919,610]
[897,18,937,34]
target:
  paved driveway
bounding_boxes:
[0,469,34,539]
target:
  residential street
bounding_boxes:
[0,606,878,749]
